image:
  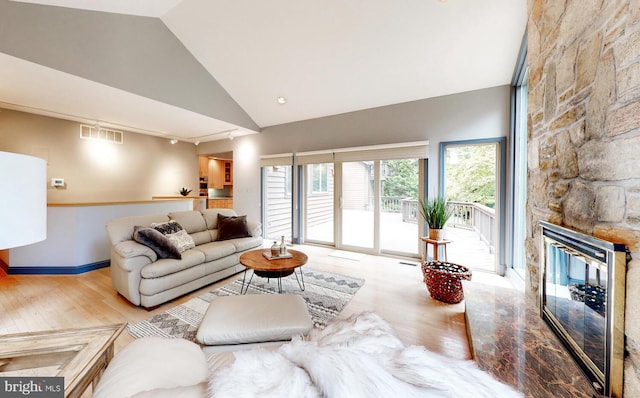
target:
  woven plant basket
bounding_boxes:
[421,261,472,304]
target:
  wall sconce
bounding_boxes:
[194,141,200,146]
[227,132,234,141]
[170,139,178,145]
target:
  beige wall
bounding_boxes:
[0,108,200,203]
[527,0,640,394]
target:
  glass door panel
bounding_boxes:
[304,163,334,244]
[380,159,419,256]
[443,142,498,272]
[341,161,374,249]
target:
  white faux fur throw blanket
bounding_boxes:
[208,311,522,398]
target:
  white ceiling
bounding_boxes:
[5,0,527,142]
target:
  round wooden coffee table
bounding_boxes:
[239,249,308,294]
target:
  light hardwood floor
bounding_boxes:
[0,244,512,363]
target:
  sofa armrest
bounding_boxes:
[114,240,158,262]
[247,220,262,237]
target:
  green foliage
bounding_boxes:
[444,144,496,207]
[382,159,418,199]
[418,196,453,229]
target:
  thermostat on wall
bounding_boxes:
[51,178,64,187]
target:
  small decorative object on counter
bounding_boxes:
[280,236,287,255]
[179,187,192,196]
[271,241,280,257]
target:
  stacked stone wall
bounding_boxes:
[527,0,640,394]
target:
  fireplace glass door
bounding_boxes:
[545,242,606,372]
[540,221,626,397]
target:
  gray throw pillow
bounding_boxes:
[217,214,251,241]
[133,226,182,260]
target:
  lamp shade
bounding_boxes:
[0,151,47,250]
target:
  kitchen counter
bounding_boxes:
[152,196,206,211]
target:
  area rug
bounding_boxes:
[127,268,365,342]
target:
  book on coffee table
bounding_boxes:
[262,251,293,260]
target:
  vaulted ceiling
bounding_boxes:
[1,0,527,142]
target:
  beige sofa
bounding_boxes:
[106,209,263,308]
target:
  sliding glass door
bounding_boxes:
[303,163,335,244]
[265,144,426,258]
[340,161,375,249]
[337,158,420,257]
[380,159,419,255]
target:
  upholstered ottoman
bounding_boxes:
[196,294,313,353]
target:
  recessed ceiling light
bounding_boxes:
[276,96,287,105]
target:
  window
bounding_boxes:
[507,30,528,286]
[311,164,329,193]
[284,166,292,197]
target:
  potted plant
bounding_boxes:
[418,196,453,241]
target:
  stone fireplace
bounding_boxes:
[527,0,640,395]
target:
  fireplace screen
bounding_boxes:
[540,221,626,397]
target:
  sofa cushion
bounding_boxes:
[141,249,206,278]
[92,337,208,398]
[188,230,212,246]
[133,226,182,259]
[201,208,238,229]
[231,236,265,252]
[217,214,252,241]
[169,210,208,234]
[151,220,196,253]
[192,241,237,263]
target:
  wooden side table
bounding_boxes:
[420,237,452,262]
[0,324,125,398]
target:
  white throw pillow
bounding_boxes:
[151,220,196,253]
[166,229,196,252]
[92,337,208,398]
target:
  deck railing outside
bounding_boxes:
[397,199,495,253]
[448,200,495,253]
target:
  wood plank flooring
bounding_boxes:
[0,244,513,372]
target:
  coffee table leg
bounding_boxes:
[294,267,305,291]
[240,269,254,294]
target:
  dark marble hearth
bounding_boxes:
[463,281,597,398]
